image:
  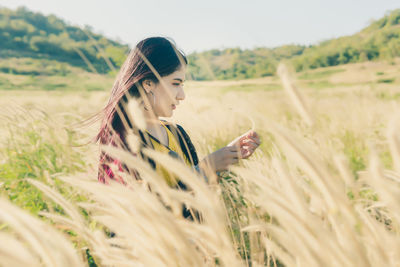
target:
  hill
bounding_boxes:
[0,6,399,82]
[187,9,400,80]
[0,6,129,74]
[291,9,400,72]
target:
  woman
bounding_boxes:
[97,36,261,189]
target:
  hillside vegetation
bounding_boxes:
[291,9,400,72]
[187,45,305,80]
[188,9,400,80]
[0,6,129,74]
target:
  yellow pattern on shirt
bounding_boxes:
[146,122,190,187]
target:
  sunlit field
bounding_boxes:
[1,59,400,266]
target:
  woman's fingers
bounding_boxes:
[240,139,259,150]
[251,137,261,146]
[242,151,251,159]
[229,141,257,159]
[241,149,252,159]
[219,132,262,170]
[241,144,257,158]
[248,134,261,145]
[228,145,239,153]
[229,150,241,160]
[247,131,261,144]
[228,130,261,148]
[227,156,239,165]
[240,133,261,146]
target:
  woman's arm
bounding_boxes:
[174,123,261,183]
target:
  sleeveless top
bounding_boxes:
[145,121,191,186]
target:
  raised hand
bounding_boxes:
[200,145,241,173]
[197,130,261,179]
[228,130,261,159]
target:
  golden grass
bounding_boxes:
[1,60,400,266]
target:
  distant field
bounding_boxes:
[0,57,114,91]
[0,57,399,93]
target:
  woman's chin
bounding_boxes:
[159,111,173,118]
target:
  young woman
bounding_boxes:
[96,36,261,189]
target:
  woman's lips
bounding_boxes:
[172,104,176,110]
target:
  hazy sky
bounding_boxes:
[1,0,399,53]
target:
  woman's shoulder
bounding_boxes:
[160,120,187,133]
[160,120,198,165]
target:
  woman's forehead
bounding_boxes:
[164,66,186,81]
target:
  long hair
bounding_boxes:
[95,36,187,182]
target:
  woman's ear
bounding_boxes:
[142,79,154,94]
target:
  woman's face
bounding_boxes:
[144,65,186,118]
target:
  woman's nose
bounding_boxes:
[176,87,185,101]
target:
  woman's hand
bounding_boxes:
[199,130,261,174]
[228,130,261,159]
[199,145,241,173]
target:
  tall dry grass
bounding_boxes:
[1,61,400,266]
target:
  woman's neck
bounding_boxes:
[141,109,168,147]
[146,119,162,132]
[145,117,169,147]
[143,110,164,136]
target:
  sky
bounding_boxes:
[1,0,399,53]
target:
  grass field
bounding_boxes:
[1,58,400,266]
